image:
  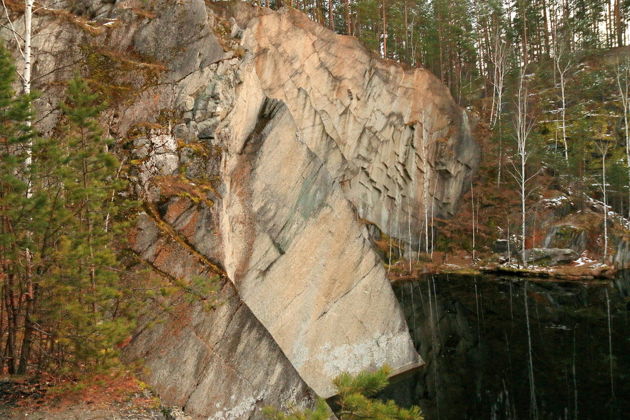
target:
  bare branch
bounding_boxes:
[1,0,25,58]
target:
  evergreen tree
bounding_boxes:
[44,77,133,371]
[0,41,37,374]
[1,41,137,374]
[264,367,423,420]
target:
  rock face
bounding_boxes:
[523,248,579,266]
[126,213,317,420]
[543,225,587,254]
[217,3,475,396]
[1,0,478,416]
[614,237,630,269]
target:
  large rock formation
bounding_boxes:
[216,4,475,396]
[126,211,317,419]
[1,0,478,417]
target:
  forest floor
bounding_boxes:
[0,372,189,419]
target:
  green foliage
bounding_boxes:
[36,76,134,372]
[265,367,423,420]
[0,43,140,376]
[263,399,331,420]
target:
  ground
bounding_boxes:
[0,372,188,420]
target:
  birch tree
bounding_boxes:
[488,22,509,186]
[1,0,35,374]
[595,139,611,262]
[552,25,571,163]
[1,0,33,97]
[616,58,630,218]
[379,0,388,57]
[488,16,509,128]
[511,66,536,267]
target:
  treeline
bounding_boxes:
[257,0,630,103]
[0,43,140,376]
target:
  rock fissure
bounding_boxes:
[144,202,226,277]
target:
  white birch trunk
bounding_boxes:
[515,67,532,268]
[603,154,608,262]
[616,61,630,218]
[23,0,32,96]
[553,22,571,163]
[558,68,569,162]
[23,0,33,198]
[471,179,476,262]
[553,51,570,162]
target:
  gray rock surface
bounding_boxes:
[543,225,587,254]
[523,248,579,266]
[614,237,630,269]
[126,211,317,420]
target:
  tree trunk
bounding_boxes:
[17,286,36,374]
[380,0,387,58]
[344,0,351,35]
[541,0,551,56]
[4,275,17,374]
[559,68,569,161]
[615,0,624,47]
[602,149,608,262]
[328,0,333,29]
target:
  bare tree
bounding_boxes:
[471,179,476,262]
[1,0,33,117]
[552,28,571,163]
[489,25,508,128]
[595,140,611,262]
[379,0,387,57]
[616,58,630,218]
[511,66,536,267]
[488,23,509,187]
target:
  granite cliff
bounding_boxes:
[0,1,478,418]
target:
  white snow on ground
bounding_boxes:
[574,253,595,266]
[585,195,630,230]
[542,195,569,208]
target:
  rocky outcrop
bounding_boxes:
[614,237,630,269]
[543,225,587,253]
[523,248,579,266]
[1,0,478,415]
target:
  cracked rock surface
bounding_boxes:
[2,0,478,417]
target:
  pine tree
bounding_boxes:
[0,41,36,374]
[46,76,133,371]
[1,49,137,374]
[264,367,423,420]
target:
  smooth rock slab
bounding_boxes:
[125,213,318,419]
